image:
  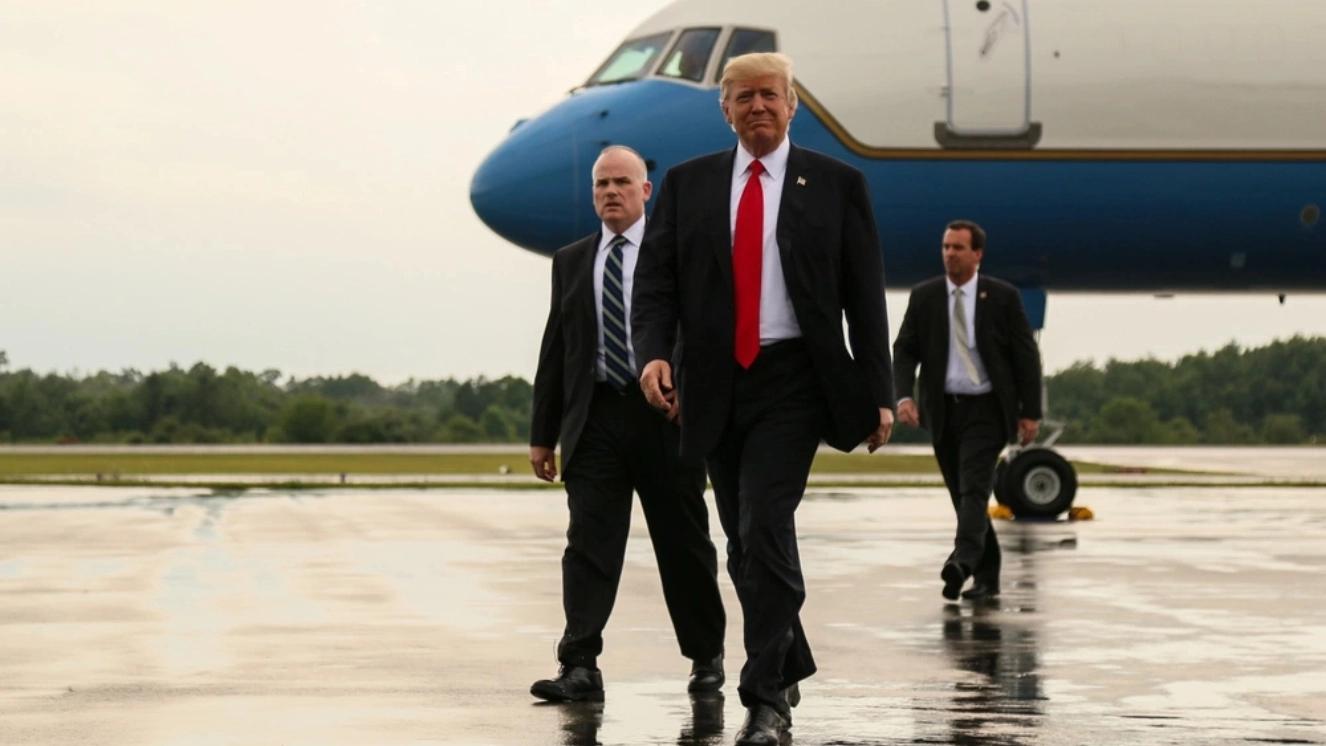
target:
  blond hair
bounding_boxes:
[719,52,798,109]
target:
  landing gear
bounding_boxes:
[992,287,1081,519]
[994,445,1077,518]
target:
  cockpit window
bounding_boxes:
[587,32,672,86]
[718,28,777,71]
[658,28,720,83]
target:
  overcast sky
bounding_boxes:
[4,1,1324,384]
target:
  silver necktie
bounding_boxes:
[952,288,981,385]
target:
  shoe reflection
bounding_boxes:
[538,691,728,746]
[546,700,604,746]
[942,604,1042,706]
[941,606,1043,745]
[678,692,725,745]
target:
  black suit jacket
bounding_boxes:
[892,274,1043,443]
[530,232,603,474]
[632,144,893,457]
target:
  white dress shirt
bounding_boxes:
[944,273,993,395]
[592,216,643,381]
[730,136,801,344]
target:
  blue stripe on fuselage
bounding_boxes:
[471,79,1325,290]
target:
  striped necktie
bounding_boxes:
[601,235,633,391]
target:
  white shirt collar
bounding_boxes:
[734,135,790,181]
[598,214,645,253]
[946,271,979,295]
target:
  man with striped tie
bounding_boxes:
[528,145,726,703]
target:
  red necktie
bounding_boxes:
[733,159,764,368]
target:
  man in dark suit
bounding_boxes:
[633,53,894,745]
[528,145,725,702]
[893,220,1043,602]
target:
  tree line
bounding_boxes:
[0,351,530,444]
[0,337,1322,444]
[1046,336,1324,444]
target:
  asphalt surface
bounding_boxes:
[0,482,1323,745]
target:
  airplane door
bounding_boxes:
[938,0,1041,148]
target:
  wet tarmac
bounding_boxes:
[0,484,1323,745]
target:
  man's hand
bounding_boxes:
[529,446,557,482]
[866,407,895,453]
[897,398,920,427]
[1017,418,1040,446]
[640,360,679,422]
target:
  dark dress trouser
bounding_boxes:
[705,340,826,717]
[933,392,1004,584]
[558,383,725,668]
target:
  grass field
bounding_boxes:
[0,450,1179,477]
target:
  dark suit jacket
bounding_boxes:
[892,274,1043,444]
[529,232,603,474]
[632,144,893,457]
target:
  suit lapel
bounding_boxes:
[935,280,951,364]
[974,275,991,355]
[711,143,811,297]
[709,148,737,290]
[776,144,810,271]
[573,232,601,332]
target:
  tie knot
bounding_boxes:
[954,287,965,297]
[748,159,764,177]
[610,234,627,250]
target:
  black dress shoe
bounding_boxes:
[530,665,604,702]
[941,561,969,601]
[962,581,1001,601]
[688,653,725,693]
[735,704,789,746]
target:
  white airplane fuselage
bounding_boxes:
[471,0,1326,294]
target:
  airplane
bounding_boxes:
[469,0,1326,515]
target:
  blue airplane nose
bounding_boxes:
[471,82,735,255]
[470,114,586,255]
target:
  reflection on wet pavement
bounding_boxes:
[677,694,727,746]
[548,700,604,745]
[934,565,1044,745]
[0,484,1323,745]
[546,693,726,746]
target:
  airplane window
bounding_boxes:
[658,28,721,83]
[587,32,672,86]
[718,29,777,71]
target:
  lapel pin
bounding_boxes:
[979,291,988,299]
[796,176,806,186]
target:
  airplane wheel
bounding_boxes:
[1000,448,1077,518]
